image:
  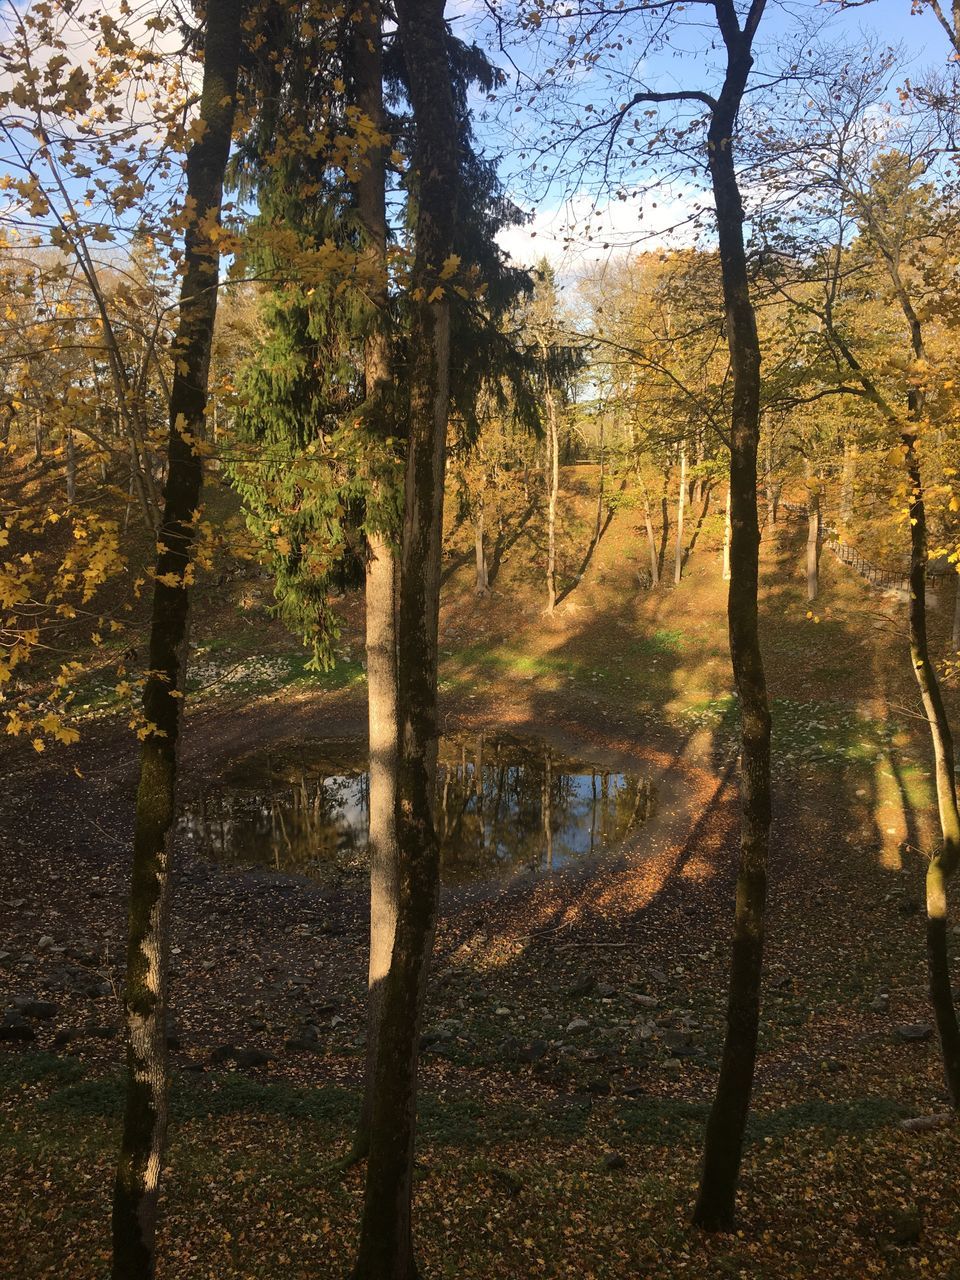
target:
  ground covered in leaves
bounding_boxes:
[3,480,960,1278]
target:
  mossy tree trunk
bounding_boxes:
[692,0,772,1234]
[111,4,241,1275]
[351,1,458,1275]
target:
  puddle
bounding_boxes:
[178,735,655,885]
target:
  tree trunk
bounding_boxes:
[111,6,241,1276]
[545,377,559,613]
[351,1,457,1274]
[952,576,960,654]
[841,439,857,526]
[595,418,605,546]
[348,0,401,1161]
[358,533,399,1150]
[693,2,772,1232]
[805,460,821,603]
[674,443,687,586]
[65,429,76,504]
[475,498,489,594]
[639,476,659,587]
[722,483,732,582]
[903,428,960,1103]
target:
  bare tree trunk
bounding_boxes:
[903,427,960,1103]
[763,425,775,526]
[65,429,76,504]
[639,475,659,587]
[805,459,821,603]
[693,0,772,1232]
[112,4,241,1275]
[545,378,559,613]
[475,496,489,594]
[674,443,687,586]
[351,0,401,1161]
[352,2,457,1274]
[659,493,670,578]
[595,417,605,545]
[952,575,960,654]
[841,439,856,526]
[722,483,731,582]
[358,536,399,1147]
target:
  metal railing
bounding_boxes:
[778,500,950,593]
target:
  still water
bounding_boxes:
[178,736,654,886]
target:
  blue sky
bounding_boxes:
[445,0,956,272]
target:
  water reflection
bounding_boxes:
[178,736,655,886]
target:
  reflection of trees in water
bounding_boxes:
[434,736,657,885]
[180,736,656,883]
[181,770,370,876]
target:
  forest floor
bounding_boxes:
[3,470,960,1278]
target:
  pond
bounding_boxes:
[178,735,655,886]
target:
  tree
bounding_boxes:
[111,2,243,1273]
[757,46,960,1105]
[351,1,458,1274]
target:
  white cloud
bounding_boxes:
[497,185,708,279]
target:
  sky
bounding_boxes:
[444,0,956,277]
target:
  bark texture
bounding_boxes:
[693,0,772,1233]
[351,2,458,1274]
[111,3,241,1275]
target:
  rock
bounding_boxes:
[52,1028,79,1048]
[0,1015,35,1042]
[584,1076,610,1096]
[895,1023,933,1043]
[897,897,920,917]
[13,999,58,1020]
[494,1007,511,1016]
[37,935,55,951]
[631,993,658,1009]
[421,1025,454,1048]
[284,1037,322,1053]
[899,1113,954,1133]
[566,973,595,998]
[247,1019,268,1032]
[660,1028,694,1051]
[208,1043,237,1065]
[84,1023,118,1040]
[235,1047,270,1070]
[566,1018,590,1034]
[603,1152,627,1171]
[869,994,889,1013]
[596,982,616,998]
